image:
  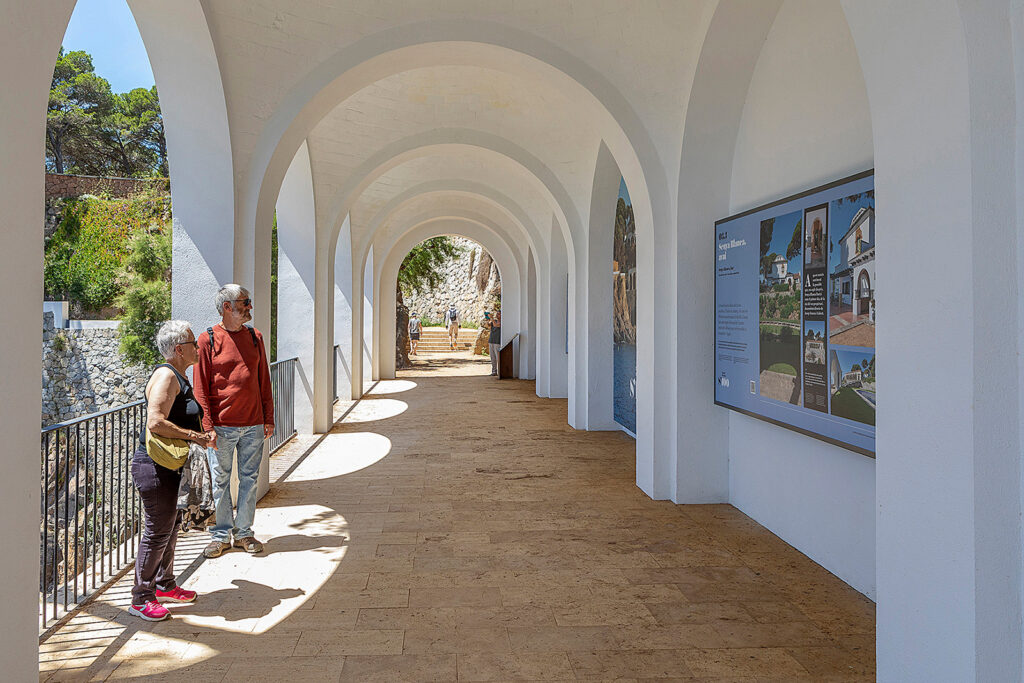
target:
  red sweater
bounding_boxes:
[194,324,274,432]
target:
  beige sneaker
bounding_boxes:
[233,536,265,554]
[203,540,231,558]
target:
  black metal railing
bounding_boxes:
[39,401,146,630]
[269,357,297,453]
[333,344,340,403]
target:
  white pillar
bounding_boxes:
[334,214,354,398]
[362,246,374,388]
[584,143,620,430]
[275,141,316,433]
[547,217,570,399]
[0,3,74,677]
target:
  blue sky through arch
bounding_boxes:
[62,0,154,93]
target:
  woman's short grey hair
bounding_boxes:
[214,283,248,315]
[155,320,193,360]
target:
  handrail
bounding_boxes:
[39,400,146,632]
[499,332,520,352]
[268,357,298,454]
[42,400,146,434]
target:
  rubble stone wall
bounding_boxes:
[41,313,151,426]
[402,237,500,326]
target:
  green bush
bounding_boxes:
[44,195,168,313]
[116,229,171,365]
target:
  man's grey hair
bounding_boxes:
[155,320,192,360]
[215,283,248,315]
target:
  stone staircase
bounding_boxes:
[413,326,479,352]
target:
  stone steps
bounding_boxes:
[410,326,480,353]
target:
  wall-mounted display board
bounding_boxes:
[714,170,875,457]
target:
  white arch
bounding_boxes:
[0,0,233,676]
[679,1,1022,678]
[244,29,673,440]
[375,217,525,379]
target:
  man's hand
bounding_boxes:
[207,430,218,450]
[264,424,275,439]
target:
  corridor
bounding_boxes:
[40,355,874,681]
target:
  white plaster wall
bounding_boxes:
[362,246,374,386]
[726,0,876,598]
[334,214,354,394]
[276,141,317,433]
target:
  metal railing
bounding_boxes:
[268,357,297,453]
[39,401,146,630]
[333,345,340,403]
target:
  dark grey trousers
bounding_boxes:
[131,447,182,605]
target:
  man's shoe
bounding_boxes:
[156,586,197,603]
[203,540,231,558]
[233,536,265,554]
[128,600,170,622]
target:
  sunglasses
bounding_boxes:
[179,340,199,348]
[233,298,252,307]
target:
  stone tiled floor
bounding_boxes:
[40,352,875,681]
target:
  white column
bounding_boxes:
[584,143,620,430]
[362,246,375,388]
[275,141,316,433]
[0,3,74,677]
[547,218,570,398]
[334,214,354,398]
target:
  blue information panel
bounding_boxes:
[714,170,875,457]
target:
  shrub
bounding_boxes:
[116,229,171,365]
[44,194,168,314]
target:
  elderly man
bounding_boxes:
[194,284,274,557]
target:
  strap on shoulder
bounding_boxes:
[246,324,258,347]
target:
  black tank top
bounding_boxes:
[139,364,203,449]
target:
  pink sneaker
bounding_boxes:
[155,586,197,603]
[128,600,170,622]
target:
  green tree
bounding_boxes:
[395,237,463,368]
[759,217,775,279]
[786,220,802,261]
[47,48,168,177]
[47,48,114,174]
[99,86,166,177]
[117,227,171,365]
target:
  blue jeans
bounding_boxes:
[207,425,264,542]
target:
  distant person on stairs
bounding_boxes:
[444,303,460,350]
[408,311,421,355]
[487,308,502,376]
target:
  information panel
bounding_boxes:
[714,170,875,456]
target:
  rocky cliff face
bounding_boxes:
[403,237,501,325]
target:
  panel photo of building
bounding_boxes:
[829,192,875,347]
[829,346,876,425]
[758,209,803,405]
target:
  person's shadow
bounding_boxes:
[171,579,305,620]
[256,533,348,556]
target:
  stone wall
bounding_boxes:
[402,237,500,326]
[45,173,169,201]
[41,312,151,426]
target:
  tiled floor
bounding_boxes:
[40,352,875,681]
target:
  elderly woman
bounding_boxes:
[128,320,213,621]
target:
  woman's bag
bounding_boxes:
[144,428,190,470]
[177,443,215,531]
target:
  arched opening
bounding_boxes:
[396,235,501,376]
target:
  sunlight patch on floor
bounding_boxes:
[367,379,417,394]
[340,397,408,423]
[284,432,392,481]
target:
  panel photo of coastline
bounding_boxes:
[758,209,803,405]
[828,191,875,348]
[828,346,876,425]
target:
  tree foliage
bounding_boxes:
[117,227,172,366]
[397,237,463,296]
[47,48,167,177]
